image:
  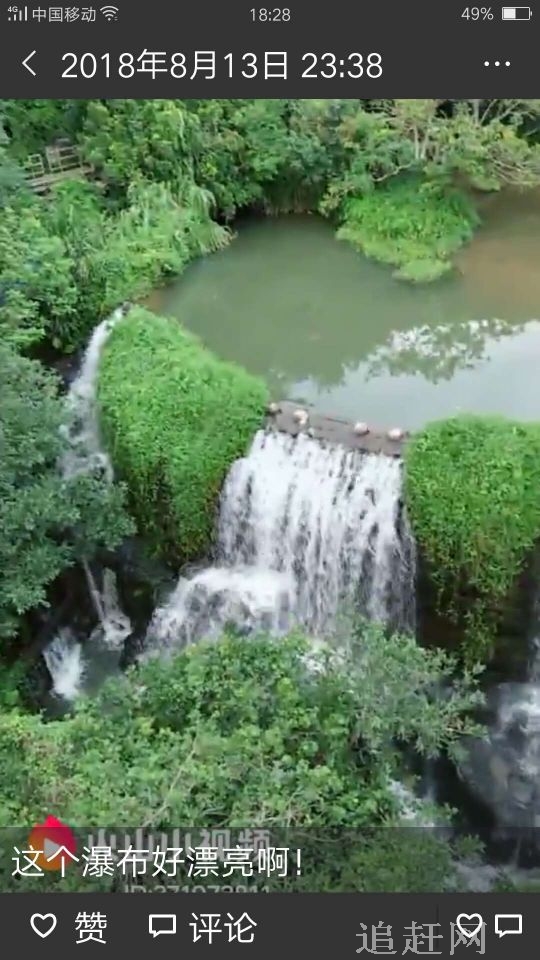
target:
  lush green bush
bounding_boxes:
[80,99,193,193]
[0,626,482,891]
[98,307,269,563]
[42,179,229,351]
[405,415,540,660]
[396,258,451,283]
[1,99,86,156]
[0,344,133,644]
[0,177,228,353]
[337,178,478,282]
[0,199,78,349]
[189,99,340,218]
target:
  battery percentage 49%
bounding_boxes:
[462,6,494,18]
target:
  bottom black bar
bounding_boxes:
[5,893,538,957]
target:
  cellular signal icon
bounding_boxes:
[100,4,119,19]
[7,5,28,20]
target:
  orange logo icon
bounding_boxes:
[28,815,77,872]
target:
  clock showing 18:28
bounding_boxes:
[250,7,292,20]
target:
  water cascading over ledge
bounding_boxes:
[43,308,132,700]
[147,430,417,653]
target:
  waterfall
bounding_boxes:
[91,567,132,649]
[82,558,107,625]
[388,779,437,828]
[61,309,133,638]
[42,308,133,698]
[43,630,86,701]
[60,306,125,481]
[459,585,540,835]
[148,430,416,653]
[81,560,131,648]
[496,593,540,797]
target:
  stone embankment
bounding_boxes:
[266,401,408,457]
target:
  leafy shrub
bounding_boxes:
[0,201,78,349]
[98,307,269,564]
[337,178,478,282]
[0,177,228,353]
[80,99,193,192]
[405,415,540,660]
[395,258,452,283]
[43,179,229,351]
[0,626,482,891]
[0,344,133,643]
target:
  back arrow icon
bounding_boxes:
[22,51,37,76]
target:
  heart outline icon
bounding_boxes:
[456,913,483,939]
[30,913,57,939]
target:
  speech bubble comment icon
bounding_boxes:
[148,914,177,938]
[495,914,523,938]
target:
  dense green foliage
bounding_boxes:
[0,176,228,352]
[1,100,86,156]
[80,99,194,197]
[0,199,78,349]
[0,345,133,644]
[337,179,478,281]
[2,98,540,329]
[405,415,540,661]
[98,307,269,562]
[3,97,540,893]
[0,627,482,891]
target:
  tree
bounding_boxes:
[0,140,27,209]
[80,99,193,192]
[0,98,87,155]
[0,201,77,349]
[322,99,540,214]
[186,99,290,217]
[431,100,540,189]
[0,627,483,891]
[0,345,133,643]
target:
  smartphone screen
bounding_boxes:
[1,1,539,955]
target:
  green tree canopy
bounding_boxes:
[0,345,133,643]
[0,627,482,891]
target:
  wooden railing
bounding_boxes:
[22,142,93,193]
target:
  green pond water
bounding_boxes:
[148,191,540,431]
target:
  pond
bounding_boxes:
[44,192,540,868]
[147,190,540,431]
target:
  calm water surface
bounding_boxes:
[148,191,540,430]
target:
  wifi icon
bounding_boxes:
[100,5,119,20]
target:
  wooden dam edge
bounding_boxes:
[264,400,409,458]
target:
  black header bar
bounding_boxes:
[0,0,539,96]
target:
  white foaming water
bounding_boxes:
[461,588,540,832]
[91,567,132,649]
[496,606,540,789]
[43,630,86,701]
[82,558,107,624]
[61,307,124,481]
[58,310,132,651]
[149,566,297,650]
[388,779,437,828]
[148,430,416,653]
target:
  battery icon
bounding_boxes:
[502,6,532,18]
